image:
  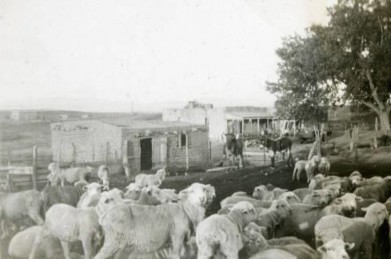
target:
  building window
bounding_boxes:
[180,133,187,147]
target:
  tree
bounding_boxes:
[268,0,391,131]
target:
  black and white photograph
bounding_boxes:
[1,0,391,258]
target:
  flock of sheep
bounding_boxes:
[0,156,390,259]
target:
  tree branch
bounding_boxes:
[365,70,385,110]
[361,101,380,114]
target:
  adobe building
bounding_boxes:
[51,118,209,174]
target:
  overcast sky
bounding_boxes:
[0,0,334,112]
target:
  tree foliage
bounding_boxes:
[267,0,391,130]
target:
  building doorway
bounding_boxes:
[140,138,152,170]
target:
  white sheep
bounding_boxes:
[302,189,333,207]
[124,183,142,200]
[255,199,292,238]
[317,157,330,176]
[0,190,43,239]
[308,174,325,190]
[292,188,312,201]
[304,160,316,183]
[292,160,307,181]
[97,165,110,190]
[274,193,364,241]
[277,192,301,204]
[354,177,391,202]
[196,201,257,259]
[47,162,92,187]
[8,225,83,259]
[94,182,213,259]
[315,202,389,245]
[220,195,272,209]
[249,249,297,259]
[29,204,103,259]
[134,167,166,188]
[317,239,355,259]
[252,185,287,201]
[242,222,318,259]
[77,182,103,208]
[315,203,388,258]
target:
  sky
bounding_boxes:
[0,0,335,112]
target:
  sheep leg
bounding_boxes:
[94,240,120,259]
[292,167,297,181]
[28,210,44,226]
[81,235,93,259]
[196,244,213,259]
[60,240,72,259]
[29,227,46,259]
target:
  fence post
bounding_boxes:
[7,173,13,192]
[185,133,189,172]
[32,145,38,190]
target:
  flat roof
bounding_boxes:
[101,117,206,129]
[226,111,275,120]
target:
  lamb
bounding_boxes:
[304,160,316,183]
[41,184,85,213]
[308,174,325,190]
[319,220,374,259]
[317,157,330,176]
[323,184,342,199]
[196,201,257,259]
[277,192,301,204]
[274,193,363,241]
[97,165,110,190]
[220,195,272,209]
[242,224,318,259]
[255,199,292,238]
[0,190,43,239]
[316,239,355,259]
[77,182,103,208]
[142,186,179,203]
[292,188,312,201]
[249,249,297,259]
[47,162,92,187]
[302,189,333,207]
[8,225,75,259]
[252,184,287,201]
[353,176,391,202]
[291,160,307,181]
[134,167,166,188]
[315,203,388,258]
[124,183,142,200]
[315,202,389,245]
[94,182,213,259]
[29,204,103,259]
[349,170,363,187]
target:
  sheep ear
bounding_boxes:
[355,196,364,202]
[317,245,327,253]
[82,185,88,192]
[345,242,355,251]
[361,207,368,212]
[334,198,342,204]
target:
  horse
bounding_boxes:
[222,133,244,168]
[262,134,294,168]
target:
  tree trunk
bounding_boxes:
[378,110,390,132]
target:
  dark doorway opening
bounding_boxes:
[140,138,152,170]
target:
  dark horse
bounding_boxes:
[262,134,294,168]
[222,133,244,168]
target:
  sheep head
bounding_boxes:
[362,202,389,231]
[333,193,363,217]
[317,239,354,259]
[269,199,292,217]
[230,201,257,224]
[124,183,142,200]
[252,185,267,200]
[278,191,301,204]
[180,183,210,207]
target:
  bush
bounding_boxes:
[378,134,391,147]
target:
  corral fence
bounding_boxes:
[0,146,127,192]
[0,146,52,192]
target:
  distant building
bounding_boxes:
[163,102,276,140]
[59,114,69,121]
[10,111,38,121]
[51,118,209,173]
